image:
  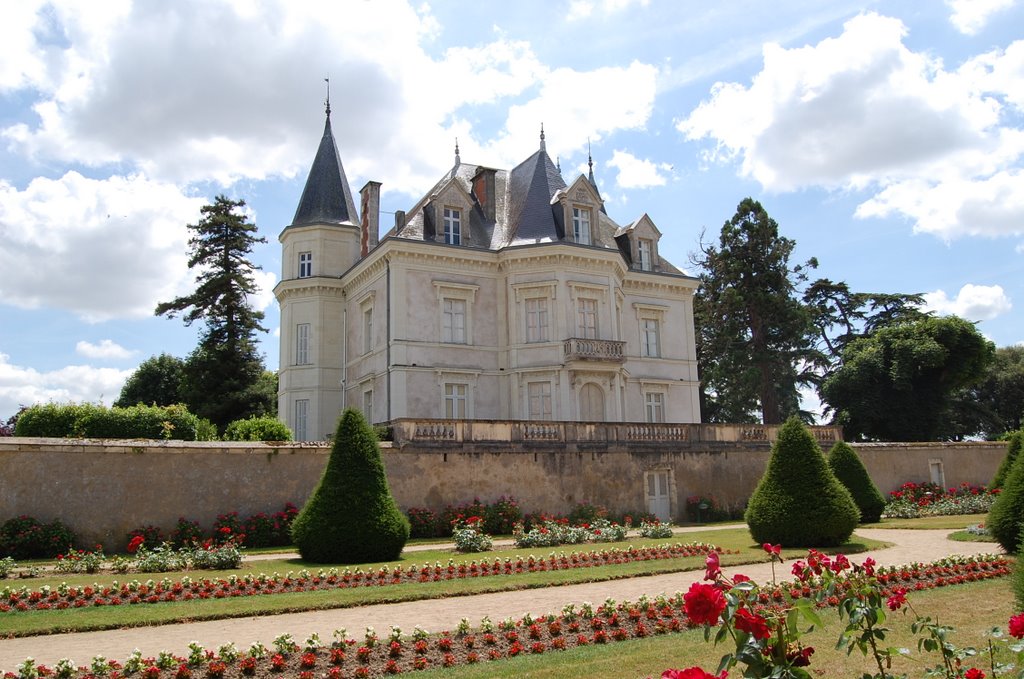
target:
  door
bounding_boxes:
[579,383,604,421]
[646,470,671,522]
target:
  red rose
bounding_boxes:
[734,607,771,640]
[965,669,985,679]
[1009,613,1024,639]
[886,588,908,611]
[127,536,144,554]
[684,582,727,626]
[662,668,727,679]
[704,551,721,581]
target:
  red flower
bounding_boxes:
[762,543,781,558]
[734,607,771,640]
[684,582,727,626]
[127,536,145,554]
[704,551,721,581]
[1009,613,1024,639]
[886,588,908,611]
[965,669,985,679]
[662,667,727,679]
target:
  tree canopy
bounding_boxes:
[155,196,272,430]
[821,315,994,441]
[693,198,818,424]
[114,353,186,408]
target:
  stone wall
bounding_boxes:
[0,437,1006,549]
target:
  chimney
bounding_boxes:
[394,210,406,233]
[359,181,382,257]
[472,167,497,222]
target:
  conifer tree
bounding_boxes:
[992,430,1023,490]
[745,417,859,546]
[988,444,1024,554]
[291,408,409,563]
[827,441,886,523]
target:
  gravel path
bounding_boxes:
[0,528,1000,671]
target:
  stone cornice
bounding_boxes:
[274,277,346,302]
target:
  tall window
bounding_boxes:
[362,390,373,424]
[298,251,312,278]
[362,307,373,354]
[641,318,660,357]
[577,298,598,339]
[442,298,466,343]
[525,298,549,343]
[296,323,311,364]
[572,207,591,244]
[294,399,309,441]
[444,383,468,418]
[637,239,652,271]
[528,382,552,420]
[443,207,461,245]
[645,392,665,423]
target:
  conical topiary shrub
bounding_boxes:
[992,430,1023,491]
[745,416,859,547]
[827,440,886,524]
[988,443,1024,554]
[291,408,410,563]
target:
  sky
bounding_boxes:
[1,0,1022,422]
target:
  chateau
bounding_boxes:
[275,108,702,440]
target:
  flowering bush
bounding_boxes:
[211,513,243,545]
[0,515,77,559]
[639,519,675,539]
[242,503,299,547]
[0,556,15,578]
[170,517,204,549]
[405,507,439,538]
[588,518,629,542]
[483,496,522,535]
[54,546,105,574]
[883,481,999,518]
[568,501,608,525]
[452,517,493,553]
[187,540,243,570]
[126,526,163,552]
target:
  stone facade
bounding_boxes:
[275,116,701,440]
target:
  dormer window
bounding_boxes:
[638,238,653,271]
[298,251,312,278]
[443,207,461,245]
[573,206,591,245]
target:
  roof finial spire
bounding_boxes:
[556,156,561,173]
[324,77,331,118]
[588,137,595,183]
[454,137,460,164]
[539,122,546,152]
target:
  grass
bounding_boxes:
[861,513,989,530]
[1,528,886,636]
[949,530,997,543]
[412,577,1017,678]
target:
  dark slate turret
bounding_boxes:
[505,125,567,244]
[290,108,359,227]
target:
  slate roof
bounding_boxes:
[289,113,359,228]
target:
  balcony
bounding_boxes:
[563,337,626,363]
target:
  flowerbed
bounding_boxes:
[0,543,724,614]
[883,481,998,518]
[3,552,1011,678]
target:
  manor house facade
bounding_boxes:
[275,109,701,440]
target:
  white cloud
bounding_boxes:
[75,339,136,360]
[676,12,1024,240]
[922,284,1012,321]
[0,351,131,418]
[947,0,1017,35]
[606,149,672,189]
[0,172,205,321]
[250,269,279,315]
[567,0,649,21]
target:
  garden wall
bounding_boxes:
[0,437,1005,549]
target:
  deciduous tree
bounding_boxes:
[114,353,186,408]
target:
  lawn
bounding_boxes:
[862,514,988,530]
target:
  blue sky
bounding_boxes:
[1,0,1022,421]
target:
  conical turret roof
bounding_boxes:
[290,112,359,227]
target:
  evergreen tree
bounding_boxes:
[745,417,859,546]
[155,196,271,430]
[693,198,818,424]
[988,445,1024,554]
[992,430,1023,491]
[291,408,410,563]
[827,441,886,523]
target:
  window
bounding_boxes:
[444,383,468,418]
[645,391,665,423]
[298,251,312,278]
[572,207,591,244]
[528,382,552,420]
[296,323,311,365]
[641,318,660,357]
[577,298,598,339]
[362,307,373,354]
[442,298,467,343]
[525,298,549,343]
[294,399,309,441]
[637,239,652,271]
[362,389,373,424]
[443,207,461,245]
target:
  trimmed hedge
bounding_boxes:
[992,430,1023,490]
[828,440,886,523]
[14,402,202,440]
[223,415,292,441]
[745,417,859,547]
[988,440,1024,554]
[291,408,410,563]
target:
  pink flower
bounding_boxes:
[1009,613,1024,639]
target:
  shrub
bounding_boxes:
[126,525,164,552]
[406,507,439,539]
[170,517,204,548]
[290,408,410,563]
[224,415,292,441]
[568,501,607,525]
[827,441,886,523]
[745,416,859,547]
[992,430,1023,490]
[988,444,1024,554]
[439,499,487,537]
[1015,524,1024,610]
[483,496,522,535]
[638,520,674,538]
[14,402,202,440]
[242,504,298,547]
[452,518,493,553]
[0,515,77,559]
[212,512,243,544]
